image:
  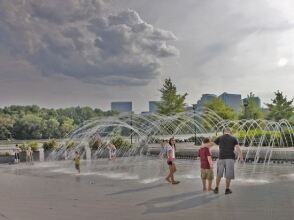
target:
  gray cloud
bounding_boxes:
[0,0,178,86]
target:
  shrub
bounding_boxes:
[111,136,133,149]
[0,152,11,156]
[28,141,39,151]
[66,141,76,150]
[42,139,58,151]
[19,143,28,151]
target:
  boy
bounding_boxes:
[198,138,214,191]
[74,151,80,173]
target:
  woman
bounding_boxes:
[165,138,180,184]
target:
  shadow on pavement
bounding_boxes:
[138,191,221,214]
[106,183,166,196]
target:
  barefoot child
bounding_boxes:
[166,138,180,185]
[198,138,214,191]
[74,151,80,173]
[159,140,167,159]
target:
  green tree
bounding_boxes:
[205,97,237,120]
[239,92,263,119]
[157,78,188,115]
[59,117,76,137]
[42,118,60,139]
[266,91,294,121]
[0,116,14,140]
[12,114,43,139]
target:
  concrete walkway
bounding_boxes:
[0,160,293,220]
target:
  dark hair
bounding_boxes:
[16,144,18,147]
[202,138,210,144]
[169,138,176,151]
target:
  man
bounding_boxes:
[213,128,243,195]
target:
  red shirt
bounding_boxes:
[198,147,211,169]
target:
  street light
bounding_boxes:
[243,99,249,119]
[130,112,133,145]
[193,105,197,145]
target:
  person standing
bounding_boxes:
[198,138,214,191]
[14,144,20,164]
[165,138,180,184]
[213,128,243,195]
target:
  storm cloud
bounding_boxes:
[0,0,178,86]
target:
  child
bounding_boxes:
[74,151,80,173]
[198,138,214,191]
[159,140,167,159]
[107,143,117,160]
[166,138,180,184]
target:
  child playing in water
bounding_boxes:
[198,138,214,191]
[74,151,80,173]
[107,143,117,160]
[159,140,167,159]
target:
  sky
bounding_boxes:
[0,0,293,112]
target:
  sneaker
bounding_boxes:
[225,188,232,195]
[213,187,219,194]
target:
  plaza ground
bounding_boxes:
[0,158,293,220]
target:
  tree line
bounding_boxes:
[157,78,294,122]
[0,106,118,140]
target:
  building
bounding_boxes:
[149,101,160,113]
[111,102,132,113]
[219,92,242,112]
[194,94,217,110]
[242,97,261,108]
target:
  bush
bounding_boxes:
[111,136,133,149]
[66,141,76,150]
[42,139,58,151]
[19,143,28,151]
[28,141,39,151]
[0,152,11,156]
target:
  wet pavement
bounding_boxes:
[0,157,293,220]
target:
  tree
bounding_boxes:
[205,97,237,120]
[266,91,294,121]
[239,92,263,119]
[12,114,43,140]
[42,118,60,139]
[0,116,14,140]
[157,78,188,115]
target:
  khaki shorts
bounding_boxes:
[201,169,214,180]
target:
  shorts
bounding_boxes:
[167,160,174,166]
[75,163,80,170]
[201,169,214,180]
[217,159,235,180]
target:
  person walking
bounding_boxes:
[213,128,243,195]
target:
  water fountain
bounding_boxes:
[36,108,294,185]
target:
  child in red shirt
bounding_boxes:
[198,138,214,191]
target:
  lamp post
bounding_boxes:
[193,105,197,145]
[130,112,133,145]
[243,99,249,119]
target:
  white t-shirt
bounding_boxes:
[166,144,175,160]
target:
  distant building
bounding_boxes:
[242,97,261,108]
[185,106,193,111]
[219,92,242,112]
[194,94,217,110]
[149,101,160,113]
[111,102,132,113]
